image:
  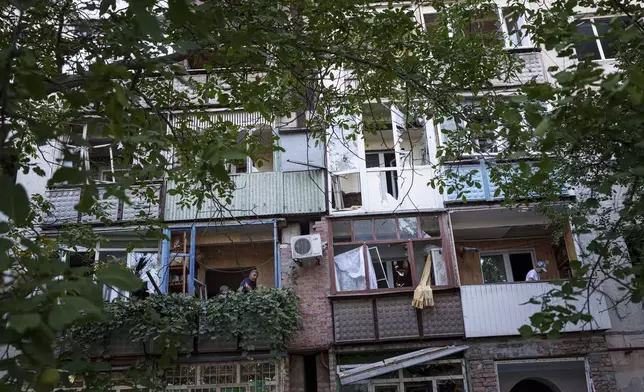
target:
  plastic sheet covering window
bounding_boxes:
[334,246,378,291]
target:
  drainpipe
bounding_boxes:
[274,219,281,288]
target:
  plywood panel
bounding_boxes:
[456,249,482,285]
[197,243,275,289]
[455,237,560,285]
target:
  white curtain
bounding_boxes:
[334,246,377,291]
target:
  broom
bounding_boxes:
[412,253,434,309]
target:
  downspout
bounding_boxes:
[161,228,171,293]
[189,226,196,294]
[274,219,281,288]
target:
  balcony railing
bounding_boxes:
[460,282,612,338]
[164,170,326,221]
[44,182,162,225]
[331,290,464,343]
[492,50,547,87]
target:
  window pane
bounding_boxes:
[332,221,352,243]
[375,218,397,240]
[575,20,601,60]
[509,252,534,282]
[334,245,368,291]
[404,381,433,392]
[375,386,398,392]
[424,13,438,31]
[594,17,620,59]
[420,215,440,238]
[481,254,507,283]
[368,243,411,289]
[399,217,419,239]
[413,240,445,286]
[437,379,465,392]
[354,220,373,241]
[503,9,527,47]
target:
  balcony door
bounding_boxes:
[480,250,535,283]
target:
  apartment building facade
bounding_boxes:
[13,2,644,392]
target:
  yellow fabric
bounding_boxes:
[412,253,434,309]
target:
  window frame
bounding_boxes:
[479,249,536,283]
[574,15,626,61]
[61,242,160,301]
[328,214,456,295]
[420,7,533,49]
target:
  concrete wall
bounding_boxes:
[281,219,333,350]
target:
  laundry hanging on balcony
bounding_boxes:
[334,246,377,291]
[412,252,434,309]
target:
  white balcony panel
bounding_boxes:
[461,282,611,338]
[362,166,444,213]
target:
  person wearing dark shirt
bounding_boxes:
[240,269,258,293]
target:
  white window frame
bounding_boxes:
[575,15,623,61]
[57,122,125,184]
[419,7,533,49]
[61,242,160,301]
[479,249,536,283]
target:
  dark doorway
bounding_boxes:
[509,252,534,282]
[205,268,253,297]
[509,379,556,392]
[304,354,317,392]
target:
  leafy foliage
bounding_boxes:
[61,289,299,388]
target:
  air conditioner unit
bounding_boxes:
[291,234,323,265]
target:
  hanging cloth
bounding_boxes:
[412,252,434,309]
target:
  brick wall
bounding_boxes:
[467,336,618,392]
[281,219,333,350]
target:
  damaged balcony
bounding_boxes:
[165,112,327,221]
[45,121,162,225]
[328,103,443,215]
[451,208,612,338]
[328,214,465,343]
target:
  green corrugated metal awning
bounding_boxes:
[338,345,468,385]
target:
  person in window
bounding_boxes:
[218,285,230,296]
[239,269,258,293]
[525,261,548,281]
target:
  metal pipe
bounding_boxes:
[189,226,196,294]
[274,219,281,288]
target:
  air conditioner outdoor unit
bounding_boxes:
[291,234,323,265]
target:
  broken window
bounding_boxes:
[57,121,129,183]
[331,173,362,210]
[330,215,452,292]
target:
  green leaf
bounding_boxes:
[555,71,574,84]
[535,118,549,136]
[95,264,142,292]
[9,313,41,333]
[518,324,534,337]
[130,0,163,41]
[49,297,102,330]
[0,176,31,225]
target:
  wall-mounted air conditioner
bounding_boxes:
[291,234,322,266]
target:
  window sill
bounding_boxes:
[328,285,457,299]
